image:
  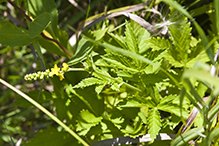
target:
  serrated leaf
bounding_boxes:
[148,108,161,141]
[157,103,188,118]
[130,20,151,54]
[186,50,210,67]
[111,82,120,91]
[73,77,103,88]
[165,53,183,67]
[142,71,166,84]
[108,32,128,50]
[29,12,51,38]
[125,21,139,53]
[118,97,155,108]
[145,37,171,51]
[95,84,106,94]
[101,56,138,72]
[168,11,191,53]
[0,21,33,46]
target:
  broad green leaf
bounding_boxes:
[38,37,67,56]
[73,77,104,88]
[29,12,51,38]
[68,39,93,65]
[25,127,78,146]
[27,0,58,37]
[148,108,161,141]
[171,128,204,146]
[125,21,139,53]
[0,21,33,46]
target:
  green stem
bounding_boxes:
[0,78,89,146]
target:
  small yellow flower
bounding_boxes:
[62,63,69,71]
[50,64,60,76]
[58,73,65,81]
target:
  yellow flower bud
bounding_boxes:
[62,63,69,71]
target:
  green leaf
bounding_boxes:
[202,127,219,146]
[183,67,219,96]
[38,37,67,56]
[101,56,139,72]
[118,97,155,108]
[171,128,204,146]
[25,127,78,146]
[76,109,102,135]
[148,108,161,141]
[0,21,33,46]
[157,103,188,119]
[108,32,128,50]
[79,109,102,123]
[165,53,183,67]
[168,11,191,55]
[161,0,215,64]
[73,77,104,88]
[68,39,93,65]
[125,21,139,53]
[145,37,171,51]
[92,28,108,41]
[95,84,106,94]
[29,12,51,38]
[27,0,58,37]
[110,82,120,91]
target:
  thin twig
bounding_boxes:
[7,0,73,57]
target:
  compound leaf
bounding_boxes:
[148,108,161,141]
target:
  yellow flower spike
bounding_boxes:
[62,63,69,71]
[51,64,60,76]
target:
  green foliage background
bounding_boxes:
[1,0,219,146]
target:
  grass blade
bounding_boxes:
[0,78,89,146]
